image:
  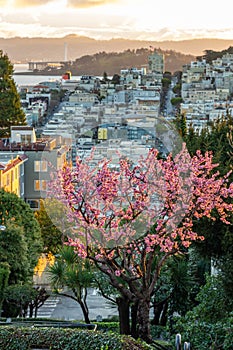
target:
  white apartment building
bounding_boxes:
[148,50,164,74]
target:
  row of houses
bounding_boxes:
[4,49,232,210]
[181,53,233,130]
[1,50,165,210]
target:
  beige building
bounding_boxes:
[148,50,164,74]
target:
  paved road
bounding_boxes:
[38,288,118,322]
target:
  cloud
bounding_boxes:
[14,0,51,6]
[67,0,118,8]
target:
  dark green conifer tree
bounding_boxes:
[0,50,26,137]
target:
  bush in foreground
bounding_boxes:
[0,326,164,350]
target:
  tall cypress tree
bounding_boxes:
[0,50,26,137]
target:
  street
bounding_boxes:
[37,288,118,322]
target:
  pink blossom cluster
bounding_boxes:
[47,144,233,261]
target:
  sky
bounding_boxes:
[0,0,233,41]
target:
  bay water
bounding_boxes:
[13,63,80,86]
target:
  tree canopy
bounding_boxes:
[0,50,26,137]
[48,146,233,343]
[0,189,43,278]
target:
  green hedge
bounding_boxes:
[174,315,233,350]
[0,326,154,350]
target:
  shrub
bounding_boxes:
[0,326,154,350]
[173,315,233,350]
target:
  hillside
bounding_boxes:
[15,48,195,76]
[67,48,195,75]
[1,35,233,63]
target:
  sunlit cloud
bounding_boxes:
[0,0,233,42]
[14,0,51,6]
[67,0,118,8]
[13,0,120,8]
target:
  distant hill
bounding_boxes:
[14,48,195,76]
[64,48,195,75]
[1,35,233,63]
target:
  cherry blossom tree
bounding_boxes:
[47,145,233,343]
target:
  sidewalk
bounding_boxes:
[41,288,118,322]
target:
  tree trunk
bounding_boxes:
[116,297,130,335]
[29,304,34,318]
[79,300,90,324]
[130,301,138,339]
[160,300,168,326]
[137,299,152,344]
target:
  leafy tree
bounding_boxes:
[185,115,233,175]
[111,73,121,85]
[35,199,65,255]
[0,189,43,275]
[48,245,94,324]
[0,262,10,315]
[2,284,37,318]
[184,116,233,274]
[152,252,202,328]
[172,83,181,96]
[0,221,30,284]
[171,97,183,107]
[48,146,233,344]
[161,77,171,89]
[174,114,187,138]
[174,275,233,350]
[0,50,26,137]
[28,286,50,318]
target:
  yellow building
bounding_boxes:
[0,154,27,197]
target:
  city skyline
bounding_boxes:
[0,0,233,41]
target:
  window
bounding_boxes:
[34,160,47,172]
[6,174,10,186]
[21,135,31,143]
[21,182,24,196]
[20,164,24,176]
[34,180,47,191]
[27,199,39,209]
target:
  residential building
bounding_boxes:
[0,126,71,210]
[148,50,164,74]
[0,152,28,198]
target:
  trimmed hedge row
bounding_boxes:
[0,326,154,350]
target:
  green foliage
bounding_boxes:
[0,327,156,350]
[191,274,229,322]
[48,245,94,323]
[48,245,94,292]
[0,222,30,284]
[2,284,37,318]
[161,78,171,89]
[172,83,181,95]
[94,321,120,333]
[167,256,195,317]
[152,253,204,329]
[199,46,233,64]
[174,316,233,350]
[173,275,233,349]
[170,97,183,106]
[0,262,10,312]
[173,114,187,137]
[184,115,233,301]
[0,50,26,137]
[0,189,43,276]
[35,199,64,255]
[185,115,233,176]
